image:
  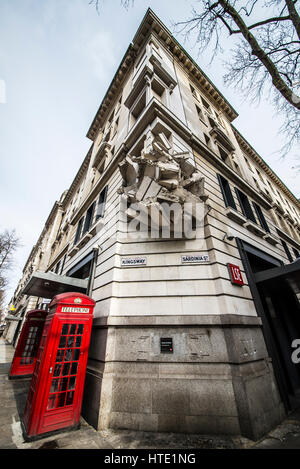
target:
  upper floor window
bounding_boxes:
[217,174,237,210]
[190,84,198,100]
[135,51,147,73]
[73,186,108,246]
[293,247,300,259]
[195,104,205,122]
[96,186,108,221]
[201,97,212,115]
[74,217,84,245]
[244,156,253,173]
[218,146,234,170]
[130,90,146,127]
[253,202,270,232]
[82,201,96,236]
[235,188,257,224]
[54,261,61,274]
[281,240,293,263]
[255,168,264,184]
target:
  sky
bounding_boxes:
[0,0,299,306]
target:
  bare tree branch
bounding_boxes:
[172,0,300,156]
[0,230,20,298]
[88,0,300,157]
[285,0,300,39]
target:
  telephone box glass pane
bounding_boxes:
[62,324,69,335]
[53,364,62,377]
[56,350,64,363]
[57,393,66,407]
[50,379,59,393]
[20,326,40,364]
[65,349,73,361]
[62,363,70,376]
[69,377,76,390]
[67,336,74,347]
[47,323,85,411]
[66,391,74,406]
[59,336,67,348]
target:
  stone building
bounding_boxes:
[5,8,300,440]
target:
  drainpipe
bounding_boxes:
[87,247,99,297]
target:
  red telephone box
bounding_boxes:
[22,292,95,441]
[9,309,47,379]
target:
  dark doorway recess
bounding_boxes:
[237,239,300,413]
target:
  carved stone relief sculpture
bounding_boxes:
[117,131,210,238]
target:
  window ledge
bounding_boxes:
[89,219,105,237]
[259,188,273,204]
[225,207,247,226]
[209,124,235,152]
[263,233,278,246]
[245,220,266,237]
[68,246,79,258]
[93,141,111,171]
[61,220,68,232]
[272,201,285,215]
[283,212,294,224]
[69,232,93,258]
[77,232,92,249]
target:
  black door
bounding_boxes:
[237,240,300,411]
[258,280,300,409]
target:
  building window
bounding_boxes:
[218,146,231,167]
[135,51,147,73]
[116,94,122,113]
[201,97,212,115]
[255,168,264,184]
[281,240,293,262]
[293,248,300,259]
[112,118,119,137]
[60,254,67,275]
[130,91,146,127]
[96,186,108,221]
[195,104,205,121]
[253,202,270,232]
[82,201,96,236]
[217,174,237,210]
[204,133,212,148]
[235,188,256,224]
[74,217,84,245]
[244,156,253,172]
[190,84,198,99]
[55,261,61,274]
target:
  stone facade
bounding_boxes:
[6,9,300,440]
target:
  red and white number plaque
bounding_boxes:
[227,263,244,286]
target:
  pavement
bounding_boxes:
[1,336,300,450]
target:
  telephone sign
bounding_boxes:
[227,263,244,286]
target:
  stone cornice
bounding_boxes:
[86,8,238,142]
[22,200,63,274]
[62,145,93,208]
[233,125,300,211]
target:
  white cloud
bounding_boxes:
[82,30,120,81]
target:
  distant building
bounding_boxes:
[5,9,300,440]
